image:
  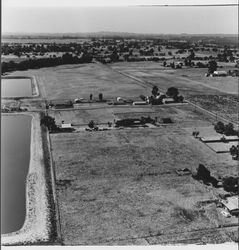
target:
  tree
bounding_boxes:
[176,95,184,103]
[208,60,217,74]
[99,93,103,101]
[224,123,234,136]
[62,53,74,64]
[166,87,179,99]
[230,145,238,159]
[188,49,195,60]
[214,121,225,134]
[195,164,211,181]
[79,52,93,63]
[223,176,238,192]
[139,95,147,101]
[41,115,58,131]
[170,62,175,69]
[110,49,119,62]
[88,120,98,130]
[152,86,159,97]
[88,120,95,129]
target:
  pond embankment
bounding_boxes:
[2,113,58,245]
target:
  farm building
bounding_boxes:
[200,135,239,143]
[49,100,73,109]
[133,101,148,105]
[162,98,175,104]
[221,196,239,216]
[60,123,74,132]
[61,123,72,129]
[212,71,227,77]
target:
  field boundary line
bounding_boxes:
[46,128,64,245]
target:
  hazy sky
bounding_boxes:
[2,0,238,34]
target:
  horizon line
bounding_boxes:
[2,31,238,36]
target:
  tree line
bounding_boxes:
[1,52,93,73]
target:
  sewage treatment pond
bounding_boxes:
[1,115,32,234]
[2,78,32,98]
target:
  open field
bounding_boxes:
[4,62,238,125]
[111,62,238,96]
[187,95,239,123]
[2,62,238,245]
[51,121,237,245]
[5,62,238,103]
[49,102,237,245]
[5,63,150,100]
[48,104,212,127]
[44,63,238,245]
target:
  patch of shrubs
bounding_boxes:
[222,176,238,193]
[192,164,218,187]
[214,121,237,136]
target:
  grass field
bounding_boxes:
[6,63,150,100]
[4,62,238,245]
[47,104,210,126]
[51,123,237,245]
[187,95,239,123]
[111,62,238,96]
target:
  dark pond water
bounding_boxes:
[2,78,32,97]
[1,115,32,234]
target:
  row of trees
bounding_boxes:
[193,164,238,193]
[2,43,83,55]
[1,52,93,73]
[214,121,236,136]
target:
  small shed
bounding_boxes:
[221,196,239,215]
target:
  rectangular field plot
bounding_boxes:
[50,127,235,245]
[111,62,238,96]
[206,142,238,153]
[8,63,150,100]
